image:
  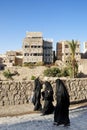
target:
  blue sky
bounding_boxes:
[0,0,87,54]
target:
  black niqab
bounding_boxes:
[32,77,42,111]
[54,79,70,126]
[41,81,54,115]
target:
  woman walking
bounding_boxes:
[41,81,54,115]
[32,77,42,111]
[54,79,70,126]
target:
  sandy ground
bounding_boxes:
[0,66,46,81]
[0,102,87,117]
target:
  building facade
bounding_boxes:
[43,40,53,64]
[83,42,87,53]
[81,42,87,59]
[56,40,81,63]
[5,50,23,67]
[22,32,53,64]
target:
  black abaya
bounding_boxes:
[41,81,54,115]
[32,78,42,111]
[54,79,70,126]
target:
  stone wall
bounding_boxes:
[0,78,87,106]
[0,81,34,106]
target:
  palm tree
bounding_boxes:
[67,40,78,78]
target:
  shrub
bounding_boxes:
[35,62,44,66]
[61,67,70,77]
[31,75,36,80]
[23,62,29,67]
[23,62,35,69]
[44,68,52,77]
[51,67,61,77]
[43,67,72,77]
[43,67,61,77]
[3,69,12,79]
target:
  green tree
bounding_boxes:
[67,40,78,78]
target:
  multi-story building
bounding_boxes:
[56,40,81,63]
[83,42,87,53]
[43,39,53,64]
[81,42,87,59]
[56,42,62,60]
[6,51,16,65]
[6,50,23,66]
[22,32,53,64]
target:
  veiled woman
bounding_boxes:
[54,79,70,126]
[41,81,54,115]
[32,77,42,111]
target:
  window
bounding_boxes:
[77,45,79,48]
[76,53,79,55]
[25,45,29,48]
[65,45,69,48]
[31,45,37,48]
[24,53,29,56]
[38,45,42,48]
[33,53,37,56]
[65,53,68,55]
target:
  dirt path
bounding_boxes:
[0,102,87,117]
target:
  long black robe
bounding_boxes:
[32,78,42,111]
[54,79,70,126]
[41,81,54,115]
